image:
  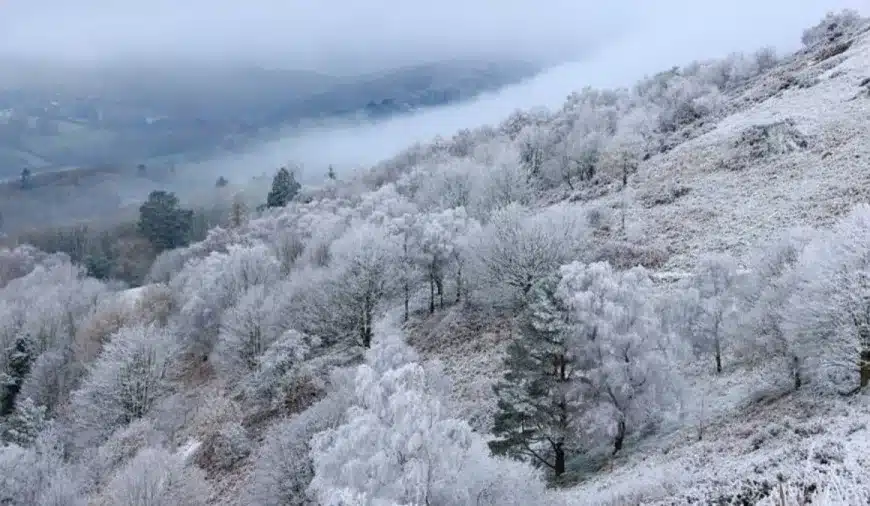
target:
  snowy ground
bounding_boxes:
[416,24,870,506]
[562,382,870,505]
[611,24,870,271]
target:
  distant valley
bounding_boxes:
[0,59,540,179]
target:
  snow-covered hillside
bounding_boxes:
[622,25,870,270]
[3,10,870,506]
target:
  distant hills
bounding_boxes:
[0,59,540,178]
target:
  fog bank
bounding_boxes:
[182,0,868,182]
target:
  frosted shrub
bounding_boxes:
[193,421,252,474]
[801,9,864,47]
[213,283,278,381]
[79,418,167,492]
[70,325,178,450]
[239,329,326,417]
[243,394,349,506]
[99,446,209,506]
[0,429,69,506]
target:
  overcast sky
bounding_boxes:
[2,1,867,74]
[0,0,634,73]
[3,0,867,76]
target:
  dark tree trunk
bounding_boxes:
[361,296,373,348]
[613,418,626,455]
[860,349,870,388]
[436,277,444,309]
[554,444,565,477]
[455,263,462,304]
[429,275,435,314]
[403,281,410,323]
[793,355,802,390]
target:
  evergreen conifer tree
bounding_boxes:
[266,167,301,208]
[489,275,590,478]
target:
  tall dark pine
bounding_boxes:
[489,276,588,479]
[137,190,194,252]
[0,335,32,416]
[266,167,301,208]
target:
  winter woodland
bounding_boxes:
[2,10,870,506]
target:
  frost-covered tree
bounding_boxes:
[1,397,47,446]
[801,9,864,47]
[36,470,87,506]
[600,126,643,189]
[76,418,168,494]
[469,145,534,216]
[0,245,60,288]
[0,261,106,418]
[99,446,209,506]
[555,131,602,190]
[0,260,106,361]
[146,226,242,284]
[385,212,424,322]
[472,204,588,307]
[70,324,178,450]
[416,208,480,313]
[327,224,400,347]
[403,159,474,211]
[783,205,870,392]
[558,262,673,454]
[214,284,276,380]
[309,330,549,505]
[172,243,281,357]
[681,253,743,374]
[517,125,551,179]
[272,229,306,274]
[739,227,815,389]
[490,275,590,478]
[239,329,327,416]
[0,333,32,417]
[0,427,75,506]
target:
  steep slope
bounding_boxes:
[404,17,870,505]
[618,25,870,271]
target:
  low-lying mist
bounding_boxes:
[4,0,867,237]
[173,0,867,189]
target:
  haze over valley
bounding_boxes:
[1,0,865,233]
